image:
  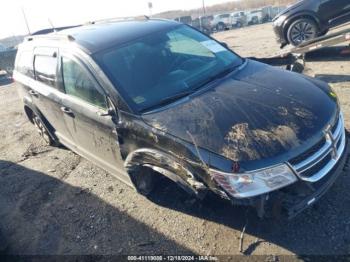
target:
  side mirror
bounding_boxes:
[97,107,115,117]
[220,42,229,49]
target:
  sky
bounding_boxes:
[0,0,232,38]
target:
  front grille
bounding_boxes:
[301,154,332,178]
[289,137,326,165]
[288,113,346,182]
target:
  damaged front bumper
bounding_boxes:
[226,137,349,219]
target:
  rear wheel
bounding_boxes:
[287,18,318,46]
[32,114,54,146]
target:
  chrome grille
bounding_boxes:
[289,113,346,183]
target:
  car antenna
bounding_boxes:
[48,18,57,32]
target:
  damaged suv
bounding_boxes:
[14,19,349,219]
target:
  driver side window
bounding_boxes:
[62,57,107,109]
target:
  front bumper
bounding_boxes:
[283,137,349,219]
[272,23,288,47]
[221,136,349,219]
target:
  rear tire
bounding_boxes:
[32,114,55,146]
[287,18,318,46]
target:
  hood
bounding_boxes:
[273,0,306,20]
[142,60,338,163]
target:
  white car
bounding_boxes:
[230,11,247,28]
[245,9,263,25]
[210,13,231,31]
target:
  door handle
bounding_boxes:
[29,90,39,97]
[60,106,74,116]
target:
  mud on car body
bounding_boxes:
[14,19,349,219]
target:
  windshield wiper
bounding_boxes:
[141,64,241,113]
[191,64,240,92]
[141,90,193,113]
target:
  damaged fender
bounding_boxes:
[124,148,207,198]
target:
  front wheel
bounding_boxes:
[287,18,318,46]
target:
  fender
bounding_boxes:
[283,11,324,33]
[124,148,207,198]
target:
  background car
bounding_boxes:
[273,0,350,47]
[245,9,263,25]
[230,11,246,28]
[210,13,231,31]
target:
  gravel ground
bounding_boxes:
[0,23,350,257]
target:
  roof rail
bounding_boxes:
[86,15,150,25]
[31,25,81,36]
[25,34,75,42]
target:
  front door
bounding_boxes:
[59,53,130,185]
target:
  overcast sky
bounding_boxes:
[1,0,232,38]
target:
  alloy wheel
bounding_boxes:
[32,115,52,145]
[289,20,317,46]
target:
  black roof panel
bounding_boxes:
[59,19,180,53]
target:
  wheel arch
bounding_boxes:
[283,13,321,42]
[124,148,207,198]
[23,103,59,144]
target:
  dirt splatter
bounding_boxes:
[293,107,314,119]
[222,123,300,161]
[277,106,288,116]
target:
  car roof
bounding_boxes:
[26,19,181,54]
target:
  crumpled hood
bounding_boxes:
[142,60,338,163]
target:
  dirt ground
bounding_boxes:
[0,23,350,257]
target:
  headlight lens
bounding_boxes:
[210,164,297,199]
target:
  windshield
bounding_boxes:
[94,25,243,112]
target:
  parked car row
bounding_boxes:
[175,6,286,34]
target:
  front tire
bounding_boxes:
[130,166,158,196]
[287,18,318,46]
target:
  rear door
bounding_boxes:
[319,0,350,26]
[31,47,75,145]
[58,52,129,183]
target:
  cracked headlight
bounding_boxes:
[210,164,297,199]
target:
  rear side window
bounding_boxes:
[34,55,57,87]
[62,57,107,109]
[16,51,33,77]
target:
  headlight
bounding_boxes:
[273,15,286,26]
[210,164,297,199]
